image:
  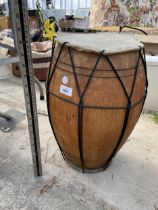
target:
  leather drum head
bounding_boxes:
[56,32,144,55]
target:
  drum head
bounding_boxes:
[56,32,144,54]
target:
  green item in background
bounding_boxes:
[152,115,158,124]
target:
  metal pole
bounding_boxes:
[78,0,80,9]
[32,0,34,9]
[8,0,17,50]
[64,0,66,13]
[71,0,73,14]
[60,0,63,9]
[9,0,42,177]
[34,77,45,100]
[85,0,87,8]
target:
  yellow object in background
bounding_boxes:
[43,18,58,41]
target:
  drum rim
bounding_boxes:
[64,155,112,173]
[55,32,144,55]
[55,41,141,55]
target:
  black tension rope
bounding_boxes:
[46,41,68,90]
[68,47,105,172]
[119,25,148,35]
[46,42,148,173]
[46,42,69,161]
[139,47,148,116]
[102,48,142,169]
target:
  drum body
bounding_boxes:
[47,33,147,172]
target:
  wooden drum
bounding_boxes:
[46,33,148,173]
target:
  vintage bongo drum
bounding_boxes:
[46,33,148,173]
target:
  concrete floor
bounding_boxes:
[0,62,158,210]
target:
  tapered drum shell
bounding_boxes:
[47,33,147,172]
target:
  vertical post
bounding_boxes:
[51,0,54,9]
[64,0,66,14]
[8,0,17,50]
[85,0,87,8]
[60,0,63,9]
[71,0,73,14]
[9,0,42,177]
[32,0,35,9]
[78,0,80,9]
